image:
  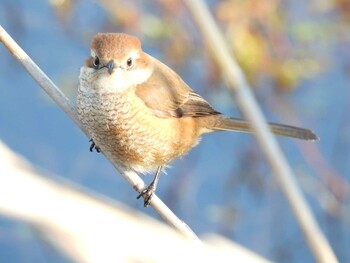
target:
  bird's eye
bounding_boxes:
[126,57,133,68]
[92,56,100,69]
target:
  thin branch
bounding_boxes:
[0,25,199,242]
[183,0,338,262]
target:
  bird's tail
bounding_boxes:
[208,116,319,141]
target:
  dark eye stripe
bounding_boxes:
[93,56,100,69]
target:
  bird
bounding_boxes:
[76,33,318,207]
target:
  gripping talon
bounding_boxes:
[137,184,156,207]
[89,139,101,153]
[136,166,163,207]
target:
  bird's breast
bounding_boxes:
[77,86,201,174]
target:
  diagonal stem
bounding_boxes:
[183,0,338,262]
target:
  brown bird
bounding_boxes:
[77,33,318,207]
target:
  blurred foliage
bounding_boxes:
[216,0,326,90]
[48,0,349,92]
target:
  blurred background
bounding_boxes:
[0,0,349,262]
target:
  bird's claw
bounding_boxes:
[89,139,101,153]
[137,184,155,207]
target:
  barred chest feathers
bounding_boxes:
[77,68,200,174]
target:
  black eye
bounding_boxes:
[92,56,100,69]
[126,57,133,68]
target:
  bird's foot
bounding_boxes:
[89,139,101,153]
[137,183,156,207]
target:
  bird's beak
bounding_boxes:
[106,60,114,75]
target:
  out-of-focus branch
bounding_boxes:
[0,25,198,241]
[0,141,272,263]
[183,1,338,263]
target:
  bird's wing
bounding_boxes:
[135,55,220,118]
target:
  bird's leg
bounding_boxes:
[137,166,163,207]
[89,138,101,153]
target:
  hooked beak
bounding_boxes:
[106,60,114,75]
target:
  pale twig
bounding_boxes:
[183,0,338,262]
[0,25,198,241]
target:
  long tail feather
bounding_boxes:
[211,116,319,141]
